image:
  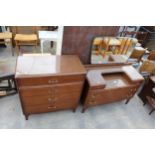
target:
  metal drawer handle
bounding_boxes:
[48,106,56,109]
[48,98,52,102]
[54,80,58,83]
[89,101,96,105]
[48,80,52,84]
[48,80,58,84]
[91,95,96,99]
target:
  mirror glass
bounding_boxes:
[90,36,138,65]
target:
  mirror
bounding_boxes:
[90,36,138,65]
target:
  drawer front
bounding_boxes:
[19,82,83,97]
[25,102,77,114]
[16,75,85,86]
[85,85,140,106]
[22,91,80,106]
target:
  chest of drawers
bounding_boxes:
[82,65,144,112]
[15,54,86,120]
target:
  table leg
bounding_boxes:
[10,39,14,56]
[40,40,44,53]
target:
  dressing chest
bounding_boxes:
[82,65,144,112]
[15,54,86,120]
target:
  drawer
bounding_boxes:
[19,82,83,97]
[22,91,80,106]
[85,85,140,106]
[25,101,77,114]
[16,75,85,86]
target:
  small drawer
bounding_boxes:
[19,82,83,97]
[16,75,85,86]
[84,85,140,106]
[22,91,80,106]
[25,101,77,114]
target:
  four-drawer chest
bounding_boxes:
[15,54,86,120]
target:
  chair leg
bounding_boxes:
[149,109,155,115]
[143,102,147,106]
[10,39,14,56]
[35,41,37,52]
[15,41,20,55]
[82,106,87,113]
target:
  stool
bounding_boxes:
[0,74,17,98]
[0,57,17,97]
[0,32,13,55]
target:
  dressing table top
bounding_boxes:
[87,65,144,89]
[15,54,86,78]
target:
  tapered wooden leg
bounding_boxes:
[16,42,20,56]
[72,108,76,113]
[149,109,154,115]
[125,98,131,104]
[143,102,147,106]
[82,107,87,113]
[25,115,29,120]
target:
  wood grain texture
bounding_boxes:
[82,65,144,112]
[15,54,86,120]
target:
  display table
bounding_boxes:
[82,65,144,112]
[15,54,86,120]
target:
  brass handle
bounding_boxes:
[48,80,58,83]
[89,101,96,105]
[91,95,96,99]
[48,80,52,84]
[48,106,56,109]
[48,97,57,102]
[48,98,52,102]
[54,80,58,83]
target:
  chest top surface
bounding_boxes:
[15,54,86,78]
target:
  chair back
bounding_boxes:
[139,60,155,75]
[148,50,155,61]
[118,37,138,55]
[15,26,37,34]
[130,47,146,62]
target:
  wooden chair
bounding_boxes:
[139,60,155,80]
[120,31,148,47]
[148,50,155,61]
[102,37,121,55]
[0,32,13,55]
[129,47,146,63]
[92,37,103,55]
[14,26,38,55]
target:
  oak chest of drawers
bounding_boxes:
[82,65,144,112]
[15,54,86,120]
